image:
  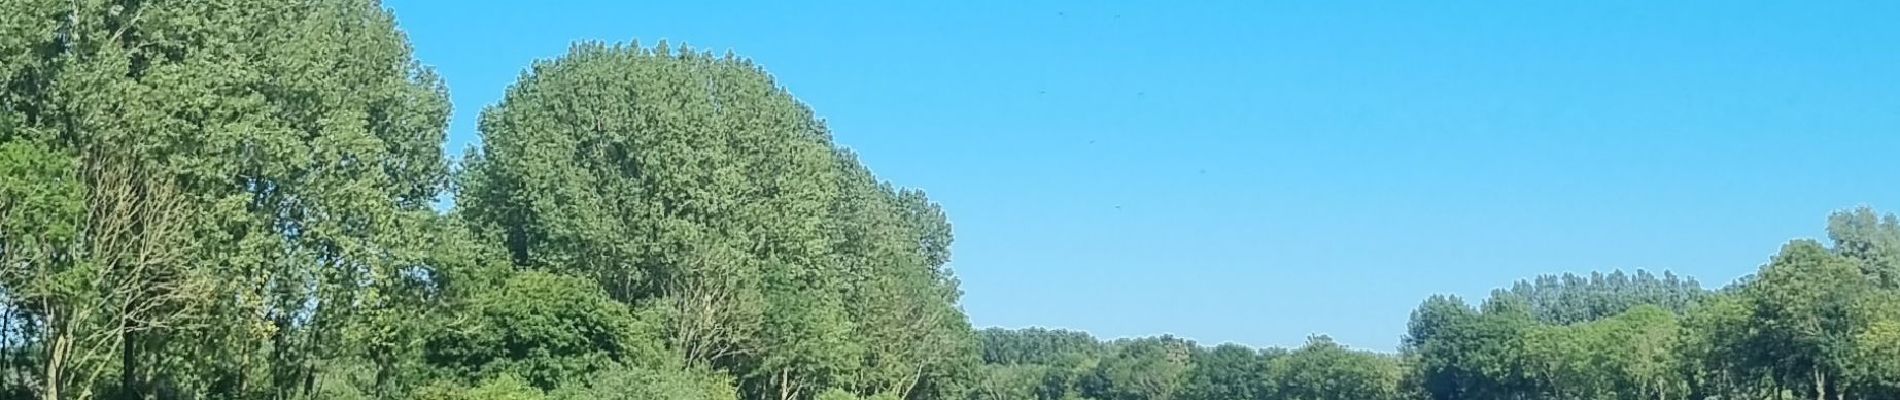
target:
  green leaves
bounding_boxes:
[1181,343,1272,400]
[972,329,1408,400]
[1268,336,1403,400]
[412,375,547,400]
[1505,269,1708,325]
[460,41,980,400]
[423,270,665,391]
[1747,240,1868,395]
[1095,337,1193,400]
[1,0,456,398]
[1522,305,1685,400]
[8,2,1900,399]
[1829,207,1900,288]
[544,365,739,400]
[1402,209,1900,400]
[0,141,81,244]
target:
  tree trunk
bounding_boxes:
[2,307,13,397]
[1814,370,1826,400]
[778,368,792,400]
[120,327,137,400]
[42,310,64,400]
[897,364,925,400]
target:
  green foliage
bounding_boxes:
[1404,295,1477,350]
[460,41,978,400]
[971,330,1411,400]
[815,388,861,400]
[0,141,81,243]
[413,375,547,400]
[1408,294,1542,400]
[4,2,1900,399]
[978,328,1105,366]
[1829,207,1900,288]
[1679,292,1762,399]
[1505,269,1708,325]
[1181,343,1273,400]
[1268,336,1403,400]
[1852,317,1900,398]
[1094,337,1194,400]
[1523,305,1684,400]
[969,364,1049,400]
[1,0,455,398]
[546,365,739,400]
[1404,210,1900,400]
[423,270,667,391]
[1744,240,1871,399]
[460,41,839,310]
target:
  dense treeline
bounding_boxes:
[2,2,1900,400]
[1,0,464,398]
[966,209,1900,400]
[969,329,1402,400]
[1506,270,1706,325]
[1402,209,1900,400]
[0,2,973,399]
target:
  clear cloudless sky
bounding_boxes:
[383,0,1900,351]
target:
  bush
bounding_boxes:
[547,365,738,400]
[412,375,548,400]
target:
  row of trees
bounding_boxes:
[967,208,1900,400]
[2,0,466,398]
[958,268,1716,400]
[0,1,972,399]
[1407,209,1900,400]
[968,329,1403,400]
[5,1,1900,400]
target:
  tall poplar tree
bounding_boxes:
[0,1,453,398]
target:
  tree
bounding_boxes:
[1680,292,1767,400]
[422,270,667,391]
[1746,240,1869,400]
[747,277,861,400]
[1405,295,1480,400]
[1181,343,1273,400]
[459,41,981,400]
[1606,306,1685,400]
[1093,336,1193,400]
[826,151,975,399]
[1827,207,1900,289]
[459,42,797,368]
[1269,336,1403,400]
[0,1,454,398]
[1408,293,1548,400]
[968,364,1044,400]
[1850,318,1900,399]
[459,40,840,395]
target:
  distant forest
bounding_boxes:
[1,2,1897,400]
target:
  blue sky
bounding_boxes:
[384,0,1900,351]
